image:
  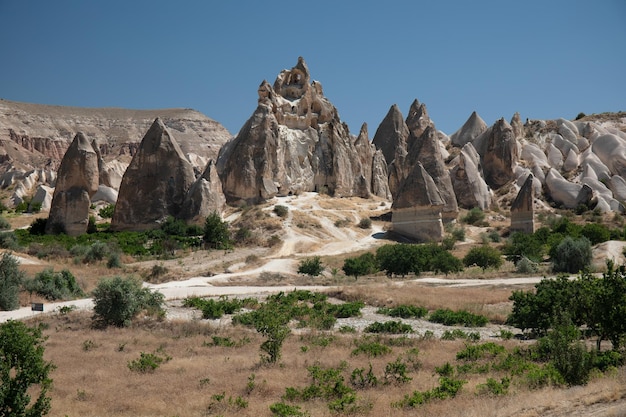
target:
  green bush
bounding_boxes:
[503,232,545,264]
[352,340,392,357]
[476,377,510,396]
[273,205,289,218]
[98,204,115,219]
[377,305,427,319]
[462,246,503,271]
[269,402,309,417]
[0,252,25,310]
[550,236,592,273]
[516,256,539,274]
[298,256,324,277]
[0,320,55,416]
[23,268,84,301]
[456,342,506,361]
[0,216,10,230]
[92,276,164,327]
[127,351,170,373]
[365,321,413,334]
[0,232,20,250]
[358,217,372,229]
[429,309,489,327]
[462,207,486,225]
[384,356,412,384]
[203,212,232,249]
[393,376,466,407]
[342,252,377,279]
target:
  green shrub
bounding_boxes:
[503,231,545,264]
[456,342,506,361]
[23,268,84,301]
[516,256,538,274]
[203,212,231,249]
[0,252,25,310]
[342,253,377,279]
[476,377,510,396]
[462,207,486,225]
[106,252,122,268]
[298,256,324,277]
[358,217,372,229]
[393,376,466,407]
[377,305,427,319]
[269,402,309,417]
[0,321,55,416]
[0,216,10,230]
[384,356,412,384]
[273,205,289,218]
[92,276,164,327]
[365,321,413,334]
[98,204,115,219]
[352,340,392,357]
[0,232,20,250]
[350,363,379,389]
[551,236,592,273]
[429,309,488,327]
[463,246,503,271]
[451,227,466,242]
[127,351,169,373]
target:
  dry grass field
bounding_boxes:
[27,296,626,417]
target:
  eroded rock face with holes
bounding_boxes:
[218,57,390,205]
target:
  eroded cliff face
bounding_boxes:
[218,57,390,205]
[0,99,233,206]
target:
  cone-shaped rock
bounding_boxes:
[219,57,382,204]
[371,104,409,165]
[510,112,524,139]
[450,111,488,148]
[510,174,535,233]
[392,162,444,242]
[451,142,491,210]
[179,159,226,225]
[111,118,196,231]
[483,118,519,189]
[46,132,99,236]
[405,126,458,220]
[405,99,433,145]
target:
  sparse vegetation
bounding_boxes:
[92,276,164,327]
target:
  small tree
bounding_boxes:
[298,257,324,277]
[463,246,503,271]
[431,251,463,276]
[461,207,486,225]
[342,253,377,280]
[203,212,231,250]
[0,252,25,311]
[551,236,591,273]
[92,276,164,327]
[0,320,55,416]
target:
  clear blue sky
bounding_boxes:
[1,1,624,137]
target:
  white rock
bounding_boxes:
[563,149,579,172]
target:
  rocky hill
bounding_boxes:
[0,98,232,206]
[1,58,625,240]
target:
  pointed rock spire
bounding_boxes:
[46,132,99,236]
[450,111,488,148]
[483,118,519,189]
[372,104,409,165]
[510,173,535,233]
[111,118,196,231]
[179,159,226,225]
[392,162,444,242]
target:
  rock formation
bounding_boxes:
[450,111,488,148]
[0,98,232,210]
[510,174,535,234]
[110,118,196,231]
[218,57,389,205]
[392,162,444,242]
[179,159,226,225]
[46,133,99,236]
[482,118,519,190]
[451,143,491,210]
[371,104,409,165]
